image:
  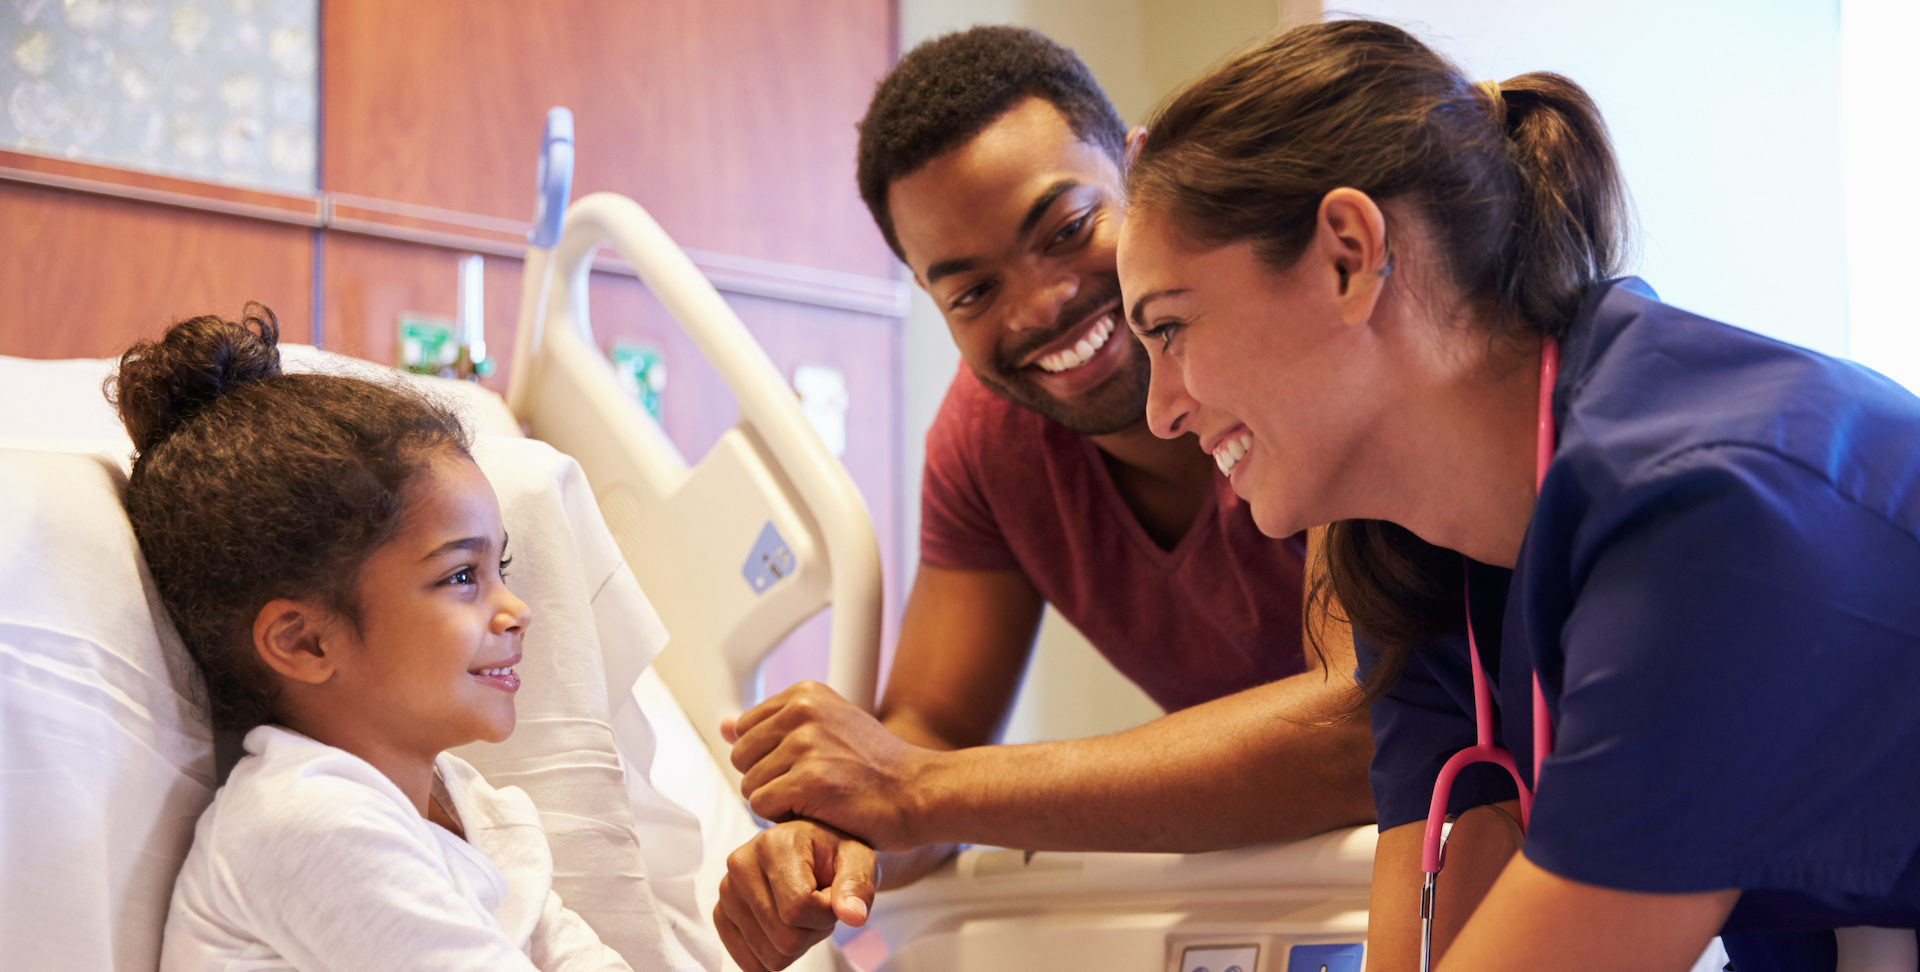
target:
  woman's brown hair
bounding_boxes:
[111,306,470,731]
[1128,19,1631,704]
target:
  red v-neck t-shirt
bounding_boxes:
[919,366,1309,713]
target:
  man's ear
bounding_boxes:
[252,599,341,686]
[1316,187,1393,326]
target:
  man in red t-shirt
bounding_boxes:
[712,27,1376,970]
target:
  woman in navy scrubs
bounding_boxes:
[1114,19,1920,972]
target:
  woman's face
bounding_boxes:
[1116,205,1387,539]
[327,453,530,757]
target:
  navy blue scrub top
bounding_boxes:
[1354,279,1920,960]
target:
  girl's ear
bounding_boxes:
[252,599,340,685]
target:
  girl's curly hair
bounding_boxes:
[111,304,470,731]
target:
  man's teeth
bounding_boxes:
[1213,432,1253,476]
[1036,313,1116,373]
[474,667,514,677]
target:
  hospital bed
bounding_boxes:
[21,107,1843,972]
[0,106,1376,972]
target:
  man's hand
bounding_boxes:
[723,681,934,851]
[713,820,877,972]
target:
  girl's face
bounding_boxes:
[326,452,529,759]
[1115,205,1389,539]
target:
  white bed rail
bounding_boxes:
[507,115,881,775]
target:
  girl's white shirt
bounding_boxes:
[160,725,646,972]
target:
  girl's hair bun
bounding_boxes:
[111,303,283,455]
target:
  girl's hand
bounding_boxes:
[713,820,876,972]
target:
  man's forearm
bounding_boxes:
[899,669,1376,852]
[874,842,960,891]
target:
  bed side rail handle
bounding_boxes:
[507,107,576,416]
[549,192,883,710]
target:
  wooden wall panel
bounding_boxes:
[321,0,897,279]
[320,233,491,371]
[0,182,312,359]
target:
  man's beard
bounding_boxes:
[968,275,1151,436]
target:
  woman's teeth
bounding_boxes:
[1037,313,1116,373]
[473,667,514,677]
[1213,432,1253,476]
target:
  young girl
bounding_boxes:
[119,308,639,971]
[1116,20,1920,972]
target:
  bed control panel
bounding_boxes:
[1172,940,1365,972]
[742,521,797,594]
[1180,944,1259,972]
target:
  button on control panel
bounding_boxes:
[1285,943,1365,972]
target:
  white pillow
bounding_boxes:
[0,447,215,972]
[0,346,522,452]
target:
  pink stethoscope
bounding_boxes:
[1417,338,1560,972]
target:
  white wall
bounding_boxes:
[1330,0,1851,358]
[1840,0,1920,392]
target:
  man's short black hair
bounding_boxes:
[857,26,1128,261]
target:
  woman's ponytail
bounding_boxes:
[1488,73,1632,339]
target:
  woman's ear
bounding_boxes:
[252,599,340,685]
[1316,188,1393,326]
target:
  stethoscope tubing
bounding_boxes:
[1417,337,1560,972]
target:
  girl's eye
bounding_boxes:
[498,555,513,579]
[448,567,476,587]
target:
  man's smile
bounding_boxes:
[1025,305,1122,374]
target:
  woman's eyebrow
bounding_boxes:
[1128,288,1189,329]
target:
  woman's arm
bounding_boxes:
[1367,800,1524,972]
[1436,853,1738,972]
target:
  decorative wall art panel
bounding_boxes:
[4,0,316,191]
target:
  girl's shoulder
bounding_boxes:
[200,726,432,859]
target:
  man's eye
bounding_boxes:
[950,282,991,310]
[1051,215,1088,245]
